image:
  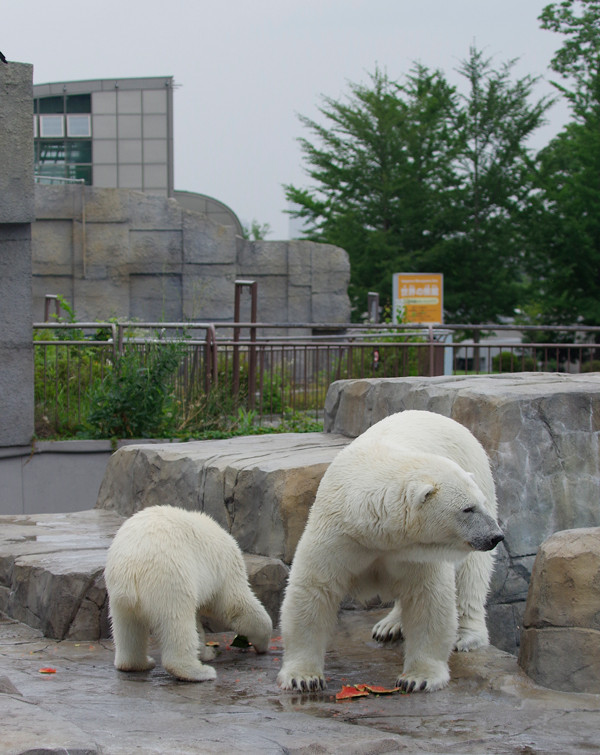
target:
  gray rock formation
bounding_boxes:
[95,432,351,563]
[519,527,600,693]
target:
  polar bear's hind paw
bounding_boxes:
[164,661,217,683]
[277,669,326,692]
[396,664,450,693]
[115,655,155,672]
[372,617,403,643]
[454,626,488,652]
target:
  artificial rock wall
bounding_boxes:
[32,186,351,325]
[0,62,35,446]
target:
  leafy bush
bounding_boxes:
[581,360,600,373]
[81,343,183,439]
[492,351,537,373]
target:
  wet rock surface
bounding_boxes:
[2,608,600,754]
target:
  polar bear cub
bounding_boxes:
[277,410,503,694]
[105,505,272,682]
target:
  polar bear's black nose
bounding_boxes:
[481,532,504,551]
[470,530,505,551]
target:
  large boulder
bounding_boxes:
[95,432,351,563]
[519,527,600,693]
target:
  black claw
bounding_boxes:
[408,680,416,693]
[420,680,427,691]
[319,678,325,690]
[300,679,308,692]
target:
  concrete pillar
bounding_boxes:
[0,62,35,446]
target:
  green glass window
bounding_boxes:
[38,96,64,114]
[70,165,92,183]
[66,141,92,162]
[66,94,91,113]
[37,141,66,164]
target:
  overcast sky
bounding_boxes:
[7,1,571,239]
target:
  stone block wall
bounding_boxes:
[32,186,351,325]
[0,62,34,446]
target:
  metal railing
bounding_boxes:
[33,320,600,436]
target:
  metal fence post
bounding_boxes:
[44,294,60,322]
[233,280,258,410]
[367,292,380,323]
[204,324,218,394]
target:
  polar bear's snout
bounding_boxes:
[466,511,504,552]
[471,529,504,551]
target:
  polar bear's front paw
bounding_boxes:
[396,662,449,693]
[277,666,326,692]
[372,616,403,643]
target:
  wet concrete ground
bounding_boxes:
[2,608,600,755]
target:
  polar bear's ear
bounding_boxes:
[407,482,435,506]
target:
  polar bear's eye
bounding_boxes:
[463,506,475,513]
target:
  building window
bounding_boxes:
[38,96,63,114]
[37,141,66,164]
[35,95,93,185]
[67,115,91,137]
[66,94,91,113]
[39,115,64,138]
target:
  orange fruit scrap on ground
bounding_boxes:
[38,668,56,674]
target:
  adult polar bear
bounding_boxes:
[277,410,504,693]
[105,506,272,682]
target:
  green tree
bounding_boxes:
[525,1,600,325]
[430,48,552,323]
[539,0,600,114]
[286,66,461,318]
[287,55,550,323]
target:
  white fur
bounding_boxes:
[277,410,503,694]
[104,505,272,682]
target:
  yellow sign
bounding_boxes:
[393,273,443,324]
